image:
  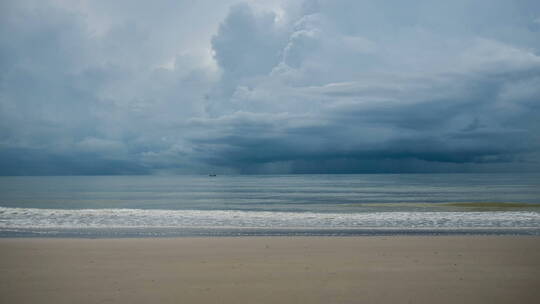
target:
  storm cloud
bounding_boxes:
[1,0,539,174]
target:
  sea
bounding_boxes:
[0,174,539,237]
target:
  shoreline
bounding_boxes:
[2,236,539,304]
[2,225,540,238]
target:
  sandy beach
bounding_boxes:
[1,236,539,304]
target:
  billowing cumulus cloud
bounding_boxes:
[1,0,539,174]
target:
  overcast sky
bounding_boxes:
[1,0,540,175]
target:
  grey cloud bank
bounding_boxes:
[1,0,539,175]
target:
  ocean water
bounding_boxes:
[0,174,539,237]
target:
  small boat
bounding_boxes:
[209,174,217,177]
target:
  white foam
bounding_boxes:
[0,207,539,229]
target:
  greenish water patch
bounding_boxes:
[344,203,434,208]
[441,202,540,210]
[343,202,540,211]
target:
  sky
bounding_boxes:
[1,0,540,175]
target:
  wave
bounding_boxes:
[1,207,539,229]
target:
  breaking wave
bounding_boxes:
[1,207,539,230]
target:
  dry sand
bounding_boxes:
[1,236,539,304]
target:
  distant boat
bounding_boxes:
[209,174,217,177]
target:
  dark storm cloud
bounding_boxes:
[1,0,539,174]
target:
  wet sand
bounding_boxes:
[1,236,539,304]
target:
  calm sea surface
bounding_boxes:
[1,174,539,237]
